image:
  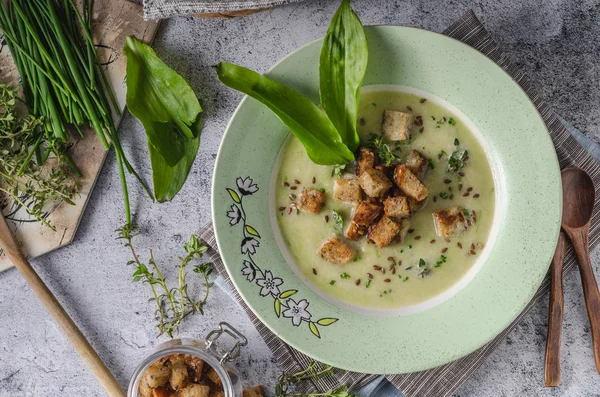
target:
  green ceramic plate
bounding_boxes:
[212,26,561,374]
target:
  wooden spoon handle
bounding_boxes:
[545,232,568,386]
[568,226,600,374]
[0,217,125,397]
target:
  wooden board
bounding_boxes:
[0,1,160,271]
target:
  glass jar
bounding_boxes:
[128,322,248,397]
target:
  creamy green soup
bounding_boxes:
[273,87,495,313]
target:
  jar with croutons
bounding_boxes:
[128,322,264,397]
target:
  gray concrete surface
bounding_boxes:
[2,0,600,395]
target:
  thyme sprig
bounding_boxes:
[0,84,78,229]
[369,133,401,165]
[117,224,213,337]
[275,361,357,397]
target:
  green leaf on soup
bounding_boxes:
[319,0,368,152]
[309,322,321,338]
[123,36,202,201]
[215,62,355,165]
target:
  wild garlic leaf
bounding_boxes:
[123,36,202,201]
[216,62,354,165]
[319,0,368,152]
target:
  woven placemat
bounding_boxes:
[200,10,600,397]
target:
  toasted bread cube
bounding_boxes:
[381,109,411,141]
[374,164,395,180]
[169,360,188,390]
[183,355,204,382]
[297,188,325,214]
[408,197,426,213]
[397,218,410,243]
[178,384,210,397]
[243,386,265,397]
[359,168,393,198]
[393,165,428,201]
[356,147,376,176]
[352,201,383,227]
[318,237,355,265]
[368,216,401,248]
[206,367,222,387]
[405,150,429,180]
[143,360,171,388]
[139,376,153,397]
[334,177,362,203]
[209,392,225,397]
[384,196,410,218]
[346,220,367,241]
[432,207,470,237]
[152,388,176,397]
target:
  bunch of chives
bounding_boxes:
[0,0,151,225]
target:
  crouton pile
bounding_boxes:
[138,353,263,397]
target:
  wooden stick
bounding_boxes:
[0,216,125,397]
[544,231,568,386]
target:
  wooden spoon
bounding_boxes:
[560,167,600,374]
[0,216,125,397]
[544,231,568,386]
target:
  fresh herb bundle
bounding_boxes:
[0,84,78,229]
[117,225,213,337]
[275,361,357,397]
[0,0,149,226]
[216,0,367,166]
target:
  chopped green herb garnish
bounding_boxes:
[454,138,460,146]
[369,133,401,165]
[404,276,409,282]
[431,116,436,121]
[404,266,413,271]
[400,249,404,253]
[398,274,403,279]
[353,255,361,262]
[365,279,372,288]
[428,159,435,169]
[329,280,336,286]
[340,272,351,279]
[418,258,426,267]
[359,117,366,126]
[448,149,468,174]
[448,117,456,126]
[319,188,326,193]
[332,164,346,178]
[408,245,413,249]
[440,150,448,157]
[435,254,447,268]
[332,209,344,232]
[462,208,471,217]
[439,192,449,199]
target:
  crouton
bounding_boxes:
[352,201,383,227]
[397,218,410,243]
[209,392,225,397]
[346,220,367,241]
[183,355,204,382]
[408,197,426,213]
[169,360,188,390]
[405,150,429,180]
[206,367,222,387]
[152,388,176,397]
[384,196,410,218]
[393,165,428,201]
[297,188,325,214]
[356,147,376,176]
[143,360,171,388]
[432,207,470,237]
[381,109,411,141]
[374,164,395,180]
[359,168,393,198]
[178,384,210,397]
[334,177,362,203]
[243,386,265,397]
[139,376,153,397]
[318,237,355,265]
[368,216,401,248]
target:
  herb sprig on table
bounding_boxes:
[0,84,78,229]
[117,225,213,337]
[275,361,357,397]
